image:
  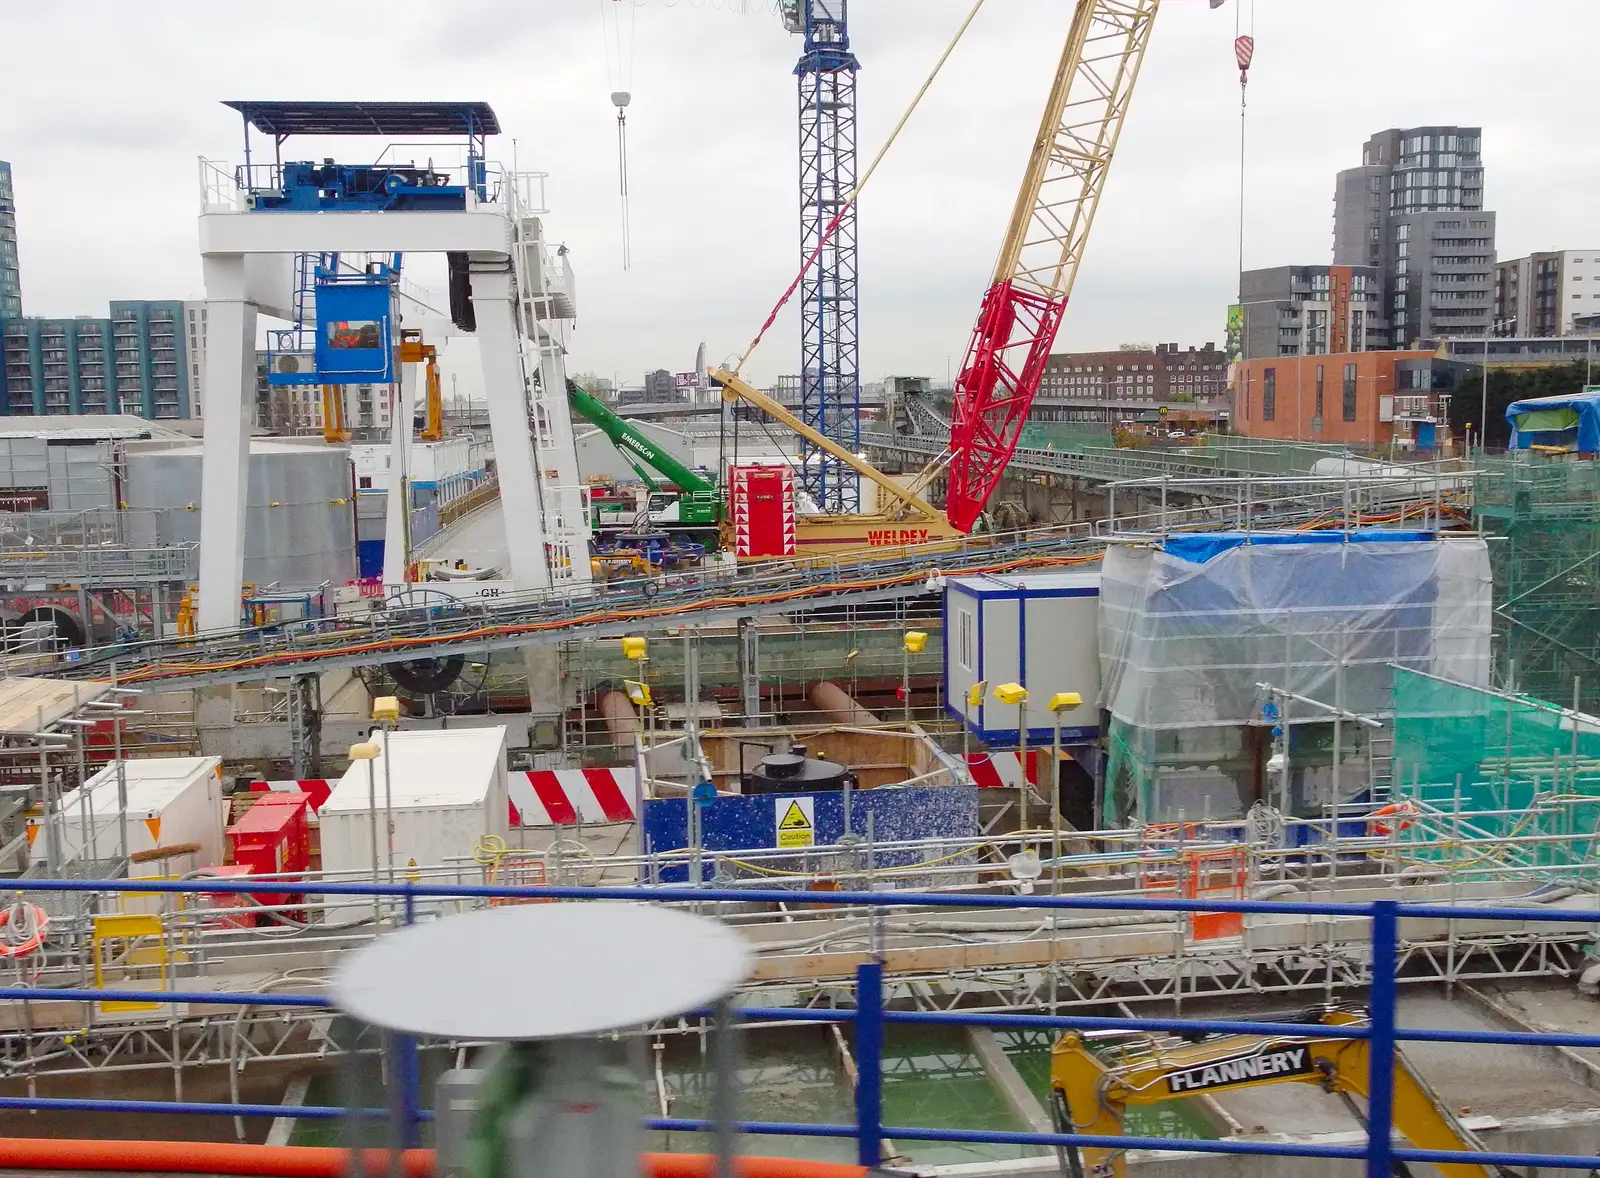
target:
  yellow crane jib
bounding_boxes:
[708,366,943,523]
[1049,1006,1516,1178]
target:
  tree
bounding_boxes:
[568,371,614,403]
[1117,341,1154,353]
[1457,361,1589,448]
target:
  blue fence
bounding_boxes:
[4,876,1600,1176]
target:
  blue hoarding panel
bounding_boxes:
[642,785,979,883]
[315,281,394,382]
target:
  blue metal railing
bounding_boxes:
[4,877,1600,1175]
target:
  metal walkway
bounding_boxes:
[45,475,1460,689]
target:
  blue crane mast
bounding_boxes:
[784,0,861,514]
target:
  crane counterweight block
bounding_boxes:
[946,279,1067,532]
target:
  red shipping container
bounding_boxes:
[225,791,311,918]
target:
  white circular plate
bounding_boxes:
[333,902,752,1039]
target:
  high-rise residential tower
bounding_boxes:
[0,162,21,320]
[1333,127,1495,344]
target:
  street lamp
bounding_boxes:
[622,636,651,745]
[1479,317,1516,456]
[993,683,1029,827]
[347,741,381,884]
[963,680,987,757]
[1046,692,1084,893]
[901,630,928,723]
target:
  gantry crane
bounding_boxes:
[1051,1005,1516,1178]
[946,0,1164,532]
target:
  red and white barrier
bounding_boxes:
[509,769,638,827]
[963,751,1050,790]
[250,779,333,812]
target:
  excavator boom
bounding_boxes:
[1051,1010,1512,1178]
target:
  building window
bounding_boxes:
[1342,363,1358,422]
[1262,368,1275,420]
[1314,365,1325,420]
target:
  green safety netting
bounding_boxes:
[1389,666,1600,876]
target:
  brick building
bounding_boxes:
[1032,342,1229,424]
[1233,350,1463,451]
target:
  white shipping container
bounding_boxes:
[33,756,225,872]
[319,727,509,909]
[943,571,1101,745]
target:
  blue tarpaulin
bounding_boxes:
[1505,389,1600,454]
[1160,530,1437,565]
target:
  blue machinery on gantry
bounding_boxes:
[4,876,1600,1176]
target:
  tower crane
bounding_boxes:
[781,0,862,515]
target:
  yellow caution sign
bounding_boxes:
[405,858,420,883]
[776,797,815,850]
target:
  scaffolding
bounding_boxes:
[1389,666,1600,881]
[1098,531,1492,825]
[1474,454,1600,714]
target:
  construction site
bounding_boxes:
[0,2,1597,1177]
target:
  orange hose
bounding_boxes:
[0,1140,867,1178]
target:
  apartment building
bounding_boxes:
[0,162,19,320]
[1240,264,1387,358]
[1333,127,1496,343]
[1494,251,1600,337]
[1033,343,1229,424]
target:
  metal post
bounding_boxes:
[381,723,395,886]
[712,995,739,1178]
[366,758,380,882]
[1480,335,1489,457]
[111,663,129,870]
[854,961,884,1168]
[1366,900,1399,1178]
[1051,715,1063,888]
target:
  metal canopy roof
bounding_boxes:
[222,101,500,138]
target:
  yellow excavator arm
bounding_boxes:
[1050,1008,1512,1178]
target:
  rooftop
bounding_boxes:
[222,100,500,139]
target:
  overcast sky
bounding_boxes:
[1,0,1594,387]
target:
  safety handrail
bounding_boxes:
[2,877,1599,1175]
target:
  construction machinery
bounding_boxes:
[401,327,445,442]
[1050,1005,1517,1178]
[944,0,1165,531]
[710,368,966,558]
[567,381,722,544]
[702,0,1183,555]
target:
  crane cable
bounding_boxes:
[729,0,990,375]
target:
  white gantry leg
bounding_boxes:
[381,354,416,591]
[469,257,551,592]
[195,254,259,633]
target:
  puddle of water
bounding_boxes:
[655,1025,1043,1166]
[997,1029,1220,1142]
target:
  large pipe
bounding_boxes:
[807,681,881,727]
[598,689,641,745]
[0,1140,867,1178]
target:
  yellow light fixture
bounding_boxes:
[623,679,653,708]
[902,630,928,654]
[620,635,649,661]
[1048,691,1083,713]
[993,682,1028,706]
[371,696,401,723]
[348,742,380,761]
[967,680,988,708]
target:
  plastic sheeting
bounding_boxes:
[1099,532,1492,731]
[1505,388,1600,454]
